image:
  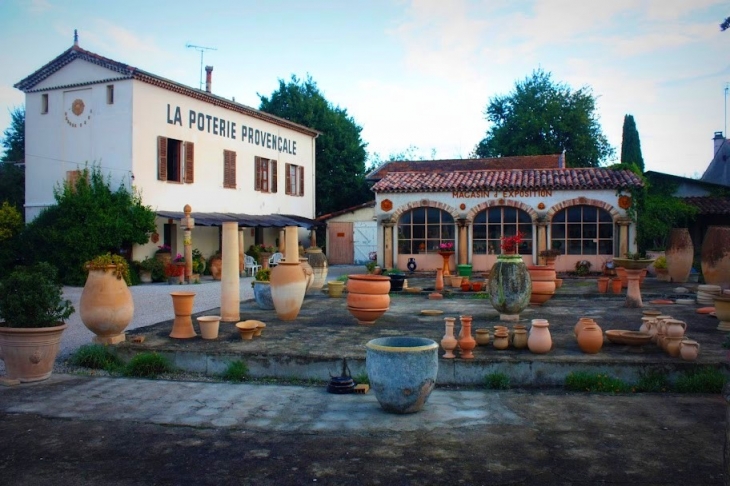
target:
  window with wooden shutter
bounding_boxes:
[184,141,194,183]
[223,150,236,188]
[298,166,304,196]
[255,157,261,190]
[271,160,278,193]
[157,136,168,181]
[261,158,269,192]
[285,163,292,195]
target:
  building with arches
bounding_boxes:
[367,155,644,273]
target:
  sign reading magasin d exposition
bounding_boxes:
[451,190,554,198]
[166,104,298,155]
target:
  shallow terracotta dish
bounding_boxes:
[696,307,715,314]
[420,309,444,316]
[649,299,674,305]
[404,287,422,293]
[605,329,651,345]
[642,309,662,316]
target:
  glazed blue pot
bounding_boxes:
[252,281,274,310]
[488,254,532,316]
[365,337,438,414]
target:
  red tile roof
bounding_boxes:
[682,196,730,215]
[14,45,319,137]
[316,200,376,221]
[371,168,643,193]
[367,155,562,180]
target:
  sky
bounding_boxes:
[1,0,729,178]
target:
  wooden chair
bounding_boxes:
[268,252,284,267]
[244,254,262,277]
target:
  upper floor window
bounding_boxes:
[223,150,236,189]
[41,94,49,114]
[285,163,304,196]
[397,207,455,254]
[157,136,194,183]
[473,207,533,255]
[106,85,114,104]
[255,157,277,193]
[551,205,613,255]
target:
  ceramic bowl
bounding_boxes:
[605,329,651,345]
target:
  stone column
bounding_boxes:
[180,205,195,282]
[457,218,469,265]
[310,229,317,248]
[278,229,286,254]
[221,221,240,322]
[284,226,299,261]
[238,228,244,277]
[536,220,548,265]
[383,219,394,270]
[617,219,631,257]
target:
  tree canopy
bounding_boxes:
[474,69,614,168]
[0,106,25,212]
[620,114,645,173]
[258,75,372,217]
[1,107,24,164]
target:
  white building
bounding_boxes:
[15,38,319,261]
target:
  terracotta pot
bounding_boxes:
[665,336,683,357]
[328,281,345,298]
[457,315,476,359]
[197,316,221,340]
[664,319,687,338]
[512,328,528,349]
[305,247,328,290]
[253,321,266,337]
[574,317,596,338]
[299,258,314,291]
[680,339,700,361]
[0,324,66,382]
[346,275,391,325]
[139,270,152,283]
[493,329,510,350]
[488,254,532,318]
[80,266,134,344]
[577,324,603,354]
[474,329,490,346]
[713,295,730,331]
[554,278,563,289]
[611,278,622,294]
[528,319,552,354]
[701,226,730,288]
[461,281,471,292]
[441,317,458,358]
[471,281,483,292]
[597,277,609,293]
[615,267,628,288]
[527,265,557,281]
[347,292,390,310]
[170,292,197,338]
[347,306,389,325]
[209,256,222,280]
[270,261,308,321]
[235,320,258,340]
[450,276,464,288]
[666,228,694,283]
[530,279,556,305]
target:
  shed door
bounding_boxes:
[353,221,377,264]
[327,222,353,264]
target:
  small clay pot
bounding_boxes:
[235,321,258,340]
[493,330,509,350]
[680,339,700,361]
[577,324,603,354]
[512,329,528,349]
[475,329,490,346]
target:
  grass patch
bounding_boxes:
[485,372,510,390]
[565,371,631,393]
[354,372,369,385]
[122,352,173,378]
[222,360,249,382]
[635,370,669,393]
[674,367,727,394]
[69,344,124,372]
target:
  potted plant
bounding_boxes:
[79,253,134,344]
[0,262,75,382]
[252,268,274,309]
[653,255,669,281]
[164,261,185,284]
[538,248,562,267]
[155,244,172,265]
[137,256,161,283]
[192,248,206,275]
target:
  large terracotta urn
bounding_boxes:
[0,324,67,382]
[488,254,532,319]
[270,261,309,321]
[209,255,222,280]
[701,226,730,288]
[79,265,134,344]
[305,247,328,290]
[346,274,391,325]
[665,228,693,283]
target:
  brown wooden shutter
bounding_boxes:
[223,150,236,188]
[184,141,194,183]
[298,166,304,196]
[271,160,278,193]
[254,157,261,190]
[285,163,291,195]
[157,136,168,181]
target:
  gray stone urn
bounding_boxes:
[252,281,274,310]
[488,254,532,319]
[365,337,438,414]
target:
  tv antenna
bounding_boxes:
[725,82,729,138]
[186,43,217,90]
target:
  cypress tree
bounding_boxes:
[620,114,645,173]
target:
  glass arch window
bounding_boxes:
[472,207,533,255]
[397,207,455,254]
[551,205,613,255]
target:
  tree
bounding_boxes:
[474,69,614,168]
[258,75,372,217]
[0,106,25,212]
[721,17,730,31]
[620,114,644,173]
[21,165,157,285]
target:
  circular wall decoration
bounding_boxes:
[618,195,632,209]
[459,203,466,210]
[380,199,393,212]
[65,98,92,128]
[150,232,160,244]
[71,99,85,116]
[537,202,545,210]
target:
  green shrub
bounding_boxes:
[0,262,74,328]
[485,372,510,390]
[354,372,369,385]
[122,352,173,378]
[674,367,727,394]
[69,344,124,372]
[222,360,249,382]
[565,371,630,393]
[635,370,669,392]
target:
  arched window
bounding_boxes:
[473,207,533,255]
[397,207,455,254]
[551,205,613,255]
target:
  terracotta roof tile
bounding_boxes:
[682,196,730,215]
[371,168,643,193]
[367,155,561,180]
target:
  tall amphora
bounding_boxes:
[701,226,730,288]
[665,228,693,283]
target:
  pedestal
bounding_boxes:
[624,269,645,308]
[439,252,454,276]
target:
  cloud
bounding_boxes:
[27,0,53,14]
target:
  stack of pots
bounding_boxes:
[346,274,391,325]
[696,284,721,306]
[527,265,556,305]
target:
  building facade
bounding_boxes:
[367,155,644,273]
[15,40,319,260]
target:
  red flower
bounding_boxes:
[500,232,524,253]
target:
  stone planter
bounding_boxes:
[488,254,532,319]
[666,228,693,283]
[701,226,730,288]
[366,337,438,414]
[139,270,152,283]
[252,281,274,310]
[79,265,134,344]
[0,324,66,382]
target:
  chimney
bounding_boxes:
[714,131,725,155]
[205,65,213,93]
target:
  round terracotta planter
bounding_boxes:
[574,317,596,337]
[701,226,730,288]
[347,306,389,325]
[346,275,391,294]
[346,292,390,310]
[577,324,603,353]
[270,261,308,321]
[305,247,328,290]
[0,324,66,382]
[79,266,134,344]
[527,265,557,281]
[346,275,391,325]
[666,228,693,283]
[197,316,221,340]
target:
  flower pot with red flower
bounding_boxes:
[488,232,532,320]
[437,241,455,276]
